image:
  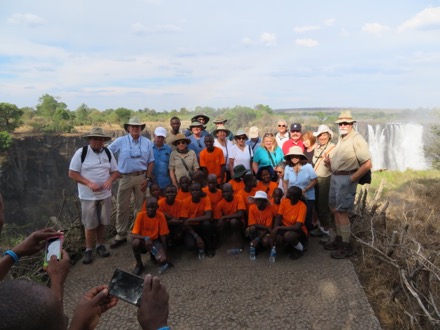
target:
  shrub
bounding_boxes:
[0,131,13,151]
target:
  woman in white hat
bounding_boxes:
[229,129,253,178]
[213,125,234,182]
[310,125,336,240]
[283,146,318,234]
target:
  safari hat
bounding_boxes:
[234,129,248,140]
[83,127,112,141]
[313,124,334,140]
[212,116,227,124]
[248,190,271,204]
[188,121,205,130]
[232,164,248,179]
[124,117,146,132]
[154,127,167,138]
[212,124,231,137]
[172,133,191,146]
[248,126,259,139]
[191,114,210,124]
[335,110,356,124]
[284,146,308,161]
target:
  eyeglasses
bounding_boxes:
[236,136,246,140]
[197,140,202,148]
[128,136,142,158]
[338,122,352,126]
[176,141,187,145]
[278,125,286,127]
[276,171,284,174]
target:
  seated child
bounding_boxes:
[228,164,247,192]
[237,174,258,216]
[255,166,278,199]
[158,185,184,245]
[176,176,191,201]
[246,190,273,253]
[202,174,223,210]
[271,188,284,217]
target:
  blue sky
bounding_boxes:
[1,1,440,111]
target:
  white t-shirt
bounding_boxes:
[229,144,254,171]
[214,139,234,170]
[69,146,118,200]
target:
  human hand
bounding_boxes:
[69,285,118,330]
[87,181,102,192]
[12,228,60,258]
[144,237,153,250]
[47,250,70,285]
[141,179,149,192]
[137,274,169,330]
[101,179,113,190]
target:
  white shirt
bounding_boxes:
[229,144,254,171]
[214,139,234,170]
[275,132,290,151]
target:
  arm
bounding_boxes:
[141,161,155,192]
[283,180,289,196]
[101,170,120,191]
[302,178,318,196]
[69,170,101,192]
[221,209,243,221]
[47,250,70,308]
[229,158,235,177]
[252,161,259,175]
[169,168,178,188]
[219,164,226,185]
[185,210,212,225]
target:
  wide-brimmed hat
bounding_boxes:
[232,164,248,179]
[212,116,227,124]
[172,133,191,146]
[124,117,146,132]
[248,190,271,204]
[284,146,308,160]
[335,110,356,124]
[188,121,205,130]
[234,129,248,140]
[248,126,259,138]
[154,127,167,138]
[212,124,231,137]
[83,127,112,141]
[191,114,210,124]
[313,124,334,140]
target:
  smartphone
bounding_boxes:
[43,235,64,267]
[108,268,144,306]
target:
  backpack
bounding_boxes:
[81,146,112,163]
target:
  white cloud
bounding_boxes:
[399,7,440,31]
[362,23,390,34]
[294,25,320,33]
[241,37,254,45]
[295,38,319,47]
[260,33,277,46]
[325,18,335,26]
[131,22,181,36]
[7,13,45,27]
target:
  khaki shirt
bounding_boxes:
[313,142,336,177]
[169,149,200,182]
[331,129,370,172]
[166,131,180,151]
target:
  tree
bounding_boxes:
[114,108,133,126]
[36,94,67,118]
[0,102,23,132]
[75,103,91,125]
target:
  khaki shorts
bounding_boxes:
[80,196,112,229]
[329,174,357,212]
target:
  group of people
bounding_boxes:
[66,110,371,274]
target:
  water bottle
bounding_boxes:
[151,246,161,260]
[249,243,256,261]
[198,248,205,260]
[227,248,243,255]
[158,262,170,274]
[269,246,276,263]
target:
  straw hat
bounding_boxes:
[334,110,356,124]
[212,124,231,137]
[284,146,308,161]
[313,125,334,140]
[171,133,191,146]
[188,121,205,130]
[83,127,112,141]
[124,117,146,132]
[212,116,227,124]
[234,129,248,140]
[247,190,271,204]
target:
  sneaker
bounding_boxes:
[289,248,303,260]
[319,233,330,245]
[309,228,324,237]
[330,242,353,259]
[110,238,127,249]
[324,235,342,251]
[83,250,93,264]
[96,245,110,258]
[132,264,144,276]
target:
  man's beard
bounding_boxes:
[339,127,349,135]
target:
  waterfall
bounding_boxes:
[367,123,429,171]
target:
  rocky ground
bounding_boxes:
[63,237,382,330]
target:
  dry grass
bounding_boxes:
[352,172,440,329]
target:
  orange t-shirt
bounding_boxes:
[199,147,225,183]
[271,203,281,217]
[228,179,245,192]
[202,187,223,210]
[141,196,164,211]
[237,188,257,211]
[213,194,246,220]
[256,181,278,200]
[176,190,191,202]
[132,211,170,240]
[181,196,212,220]
[248,204,274,228]
[158,198,183,219]
[277,199,307,235]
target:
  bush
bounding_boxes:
[0,131,13,151]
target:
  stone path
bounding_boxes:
[63,238,382,329]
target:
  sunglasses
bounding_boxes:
[236,136,246,140]
[338,122,352,126]
[278,125,286,127]
[264,133,274,137]
[276,171,284,174]
[176,141,187,145]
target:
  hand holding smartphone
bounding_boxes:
[108,268,144,306]
[43,234,64,267]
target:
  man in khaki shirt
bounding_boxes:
[324,111,372,259]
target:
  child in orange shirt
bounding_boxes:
[158,185,184,246]
[199,135,225,184]
[246,191,273,252]
[141,182,164,211]
[202,174,223,210]
[131,197,170,275]
[237,174,258,215]
[214,183,246,251]
[176,176,191,201]
[228,164,247,192]
[272,186,308,260]
[256,166,278,199]
[271,188,284,217]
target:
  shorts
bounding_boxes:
[329,174,357,212]
[139,239,163,254]
[80,196,112,229]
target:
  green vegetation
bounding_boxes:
[0,131,13,151]
[0,102,23,132]
[425,109,440,169]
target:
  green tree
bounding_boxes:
[36,94,67,118]
[114,108,133,126]
[0,102,23,132]
[75,103,91,125]
[0,131,13,151]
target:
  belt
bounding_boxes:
[333,170,356,175]
[121,171,146,177]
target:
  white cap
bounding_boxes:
[154,127,167,138]
[248,126,259,138]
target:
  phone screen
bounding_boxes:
[108,268,144,306]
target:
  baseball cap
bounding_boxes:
[290,123,302,131]
[248,126,259,138]
[154,127,167,137]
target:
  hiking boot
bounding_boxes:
[319,233,330,245]
[330,242,353,259]
[289,248,304,260]
[96,245,110,258]
[324,235,342,251]
[83,250,93,264]
[132,264,144,276]
[309,228,324,237]
[110,238,127,249]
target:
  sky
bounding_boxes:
[1,1,440,112]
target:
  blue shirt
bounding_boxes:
[246,137,262,153]
[284,163,317,200]
[152,143,172,189]
[253,146,284,169]
[108,135,154,174]
[188,135,206,159]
